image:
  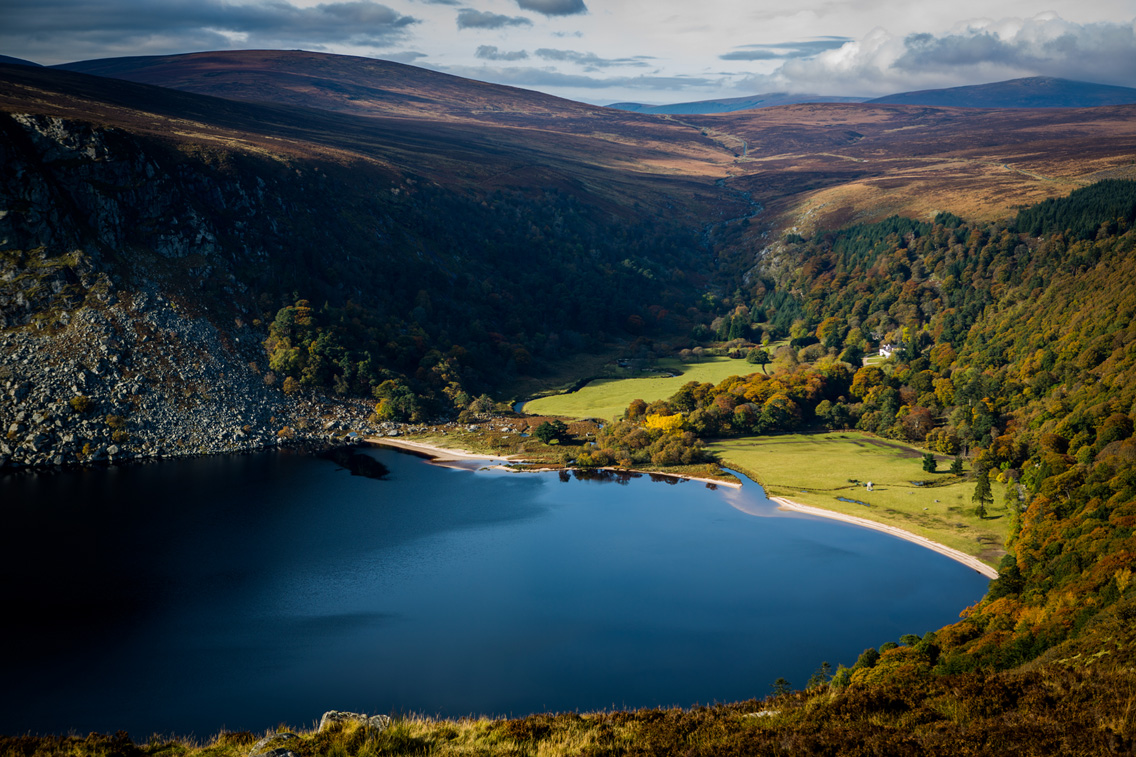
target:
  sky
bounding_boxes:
[2,0,1135,104]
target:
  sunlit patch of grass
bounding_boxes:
[711,432,1012,564]
[524,357,761,421]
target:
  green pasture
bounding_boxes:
[710,432,1013,566]
[524,356,762,421]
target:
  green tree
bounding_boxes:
[973,465,993,518]
[951,456,965,475]
[746,347,770,374]
[922,452,937,473]
[770,677,792,696]
[534,420,568,445]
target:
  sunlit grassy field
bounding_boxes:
[710,433,1013,565]
[523,356,763,421]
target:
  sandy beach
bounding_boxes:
[769,496,999,579]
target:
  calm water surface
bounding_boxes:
[0,448,989,737]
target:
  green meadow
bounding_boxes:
[523,356,763,421]
[710,433,1013,565]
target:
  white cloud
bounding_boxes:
[736,14,1136,96]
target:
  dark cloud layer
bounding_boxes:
[535,48,648,68]
[2,0,418,61]
[476,45,529,61]
[721,38,850,61]
[456,9,533,29]
[515,0,587,17]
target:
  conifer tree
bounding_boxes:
[973,466,993,519]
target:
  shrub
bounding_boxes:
[68,395,92,414]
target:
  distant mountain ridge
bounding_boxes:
[866,76,1136,108]
[609,76,1136,114]
[608,93,866,115]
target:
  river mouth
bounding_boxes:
[0,448,988,738]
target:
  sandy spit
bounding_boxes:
[364,437,510,462]
[769,496,999,579]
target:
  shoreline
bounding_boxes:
[366,437,988,575]
[364,437,741,488]
[769,495,999,579]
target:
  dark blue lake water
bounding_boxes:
[0,447,989,738]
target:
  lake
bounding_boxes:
[0,447,989,738]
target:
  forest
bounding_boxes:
[256,174,710,420]
[599,180,1136,683]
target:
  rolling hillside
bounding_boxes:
[3,48,1136,754]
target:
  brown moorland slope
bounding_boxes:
[700,102,1136,229]
[2,61,738,221]
[57,51,1136,234]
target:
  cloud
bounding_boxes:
[456,9,533,29]
[535,48,650,68]
[476,45,529,61]
[1,0,419,62]
[514,0,587,17]
[721,38,851,61]
[734,14,1136,96]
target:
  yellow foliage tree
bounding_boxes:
[643,413,685,434]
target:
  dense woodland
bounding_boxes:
[258,174,709,418]
[591,181,1136,688]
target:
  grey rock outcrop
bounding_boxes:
[318,710,392,733]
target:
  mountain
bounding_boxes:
[58,50,676,128]
[867,76,1136,108]
[0,59,747,467]
[607,93,866,115]
[53,52,1136,230]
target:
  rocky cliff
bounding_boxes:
[0,112,377,468]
